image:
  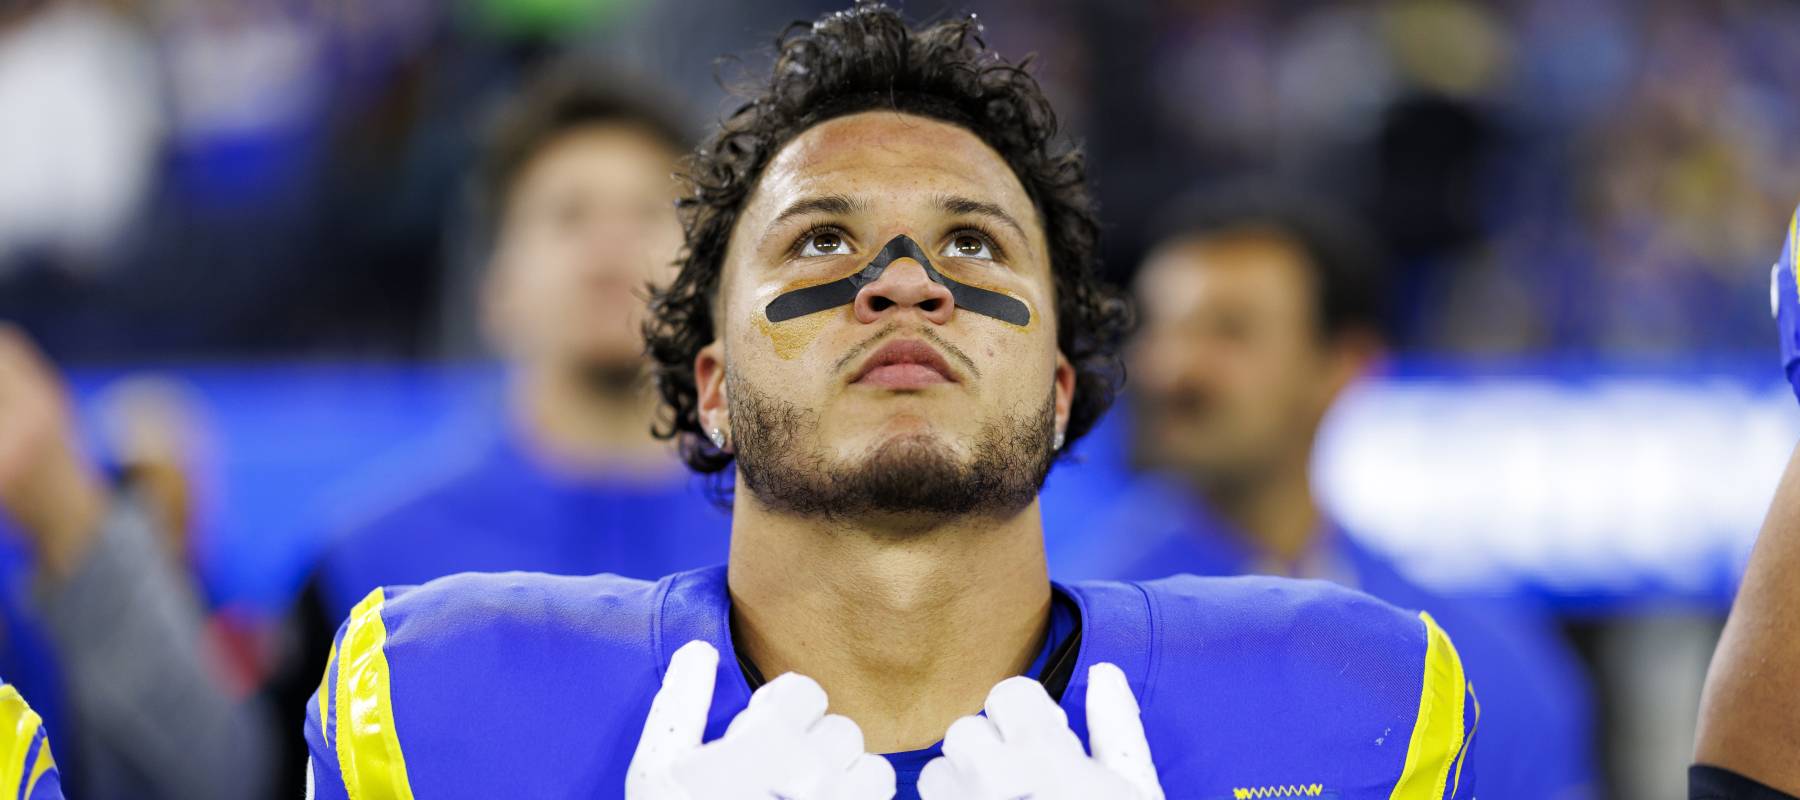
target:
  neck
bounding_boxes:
[511,361,676,474]
[727,490,1052,753]
[1194,452,1321,569]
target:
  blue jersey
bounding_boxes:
[314,423,731,621]
[307,566,1477,799]
[1052,477,1594,799]
[1772,203,1800,402]
[0,683,62,800]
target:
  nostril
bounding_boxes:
[919,298,943,313]
[870,297,895,312]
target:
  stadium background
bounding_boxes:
[4,0,1798,797]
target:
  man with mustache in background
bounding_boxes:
[1052,187,1595,799]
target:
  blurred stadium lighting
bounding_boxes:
[1319,366,1796,607]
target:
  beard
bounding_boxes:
[729,369,1057,520]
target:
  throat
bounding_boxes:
[727,581,1080,754]
[725,489,1060,752]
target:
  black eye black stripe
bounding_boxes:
[763,234,1031,326]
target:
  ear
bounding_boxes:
[478,254,514,355]
[694,340,730,446]
[1052,352,1077,443]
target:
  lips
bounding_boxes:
[849,339,959,389]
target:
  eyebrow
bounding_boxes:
[935,194,1030,245]
[768,194,870,233]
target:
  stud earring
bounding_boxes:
[709,428,726,450]
[1053,430,1065,451]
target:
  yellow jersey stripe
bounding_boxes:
[335,588,416,800]
[0,685,44,800]
[1389,611,1467,800]
[320,639,337,749]
[23,743,51,800]
[1790,211,1798,306]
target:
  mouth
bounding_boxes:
[849,339,960,389]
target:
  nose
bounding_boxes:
[853,257,956,325]
[1133,330,1214,395]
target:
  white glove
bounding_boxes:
[917,663,1164,800]
[626,640,896,800]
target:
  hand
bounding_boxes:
[918,663,1163,800]
[627,640,896,800]
[0,324,105,577]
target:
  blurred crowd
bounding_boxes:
[1,0,1797,799]
[4,0,1800,361]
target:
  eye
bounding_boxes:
[797,229,849,258]
[942,232,994,260]
[551,197,587,232]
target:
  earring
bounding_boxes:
[1053,430,1065,451]
[708,428,726,449]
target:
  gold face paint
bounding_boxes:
[755,308,832,359]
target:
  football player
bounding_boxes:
[306,4,1479,798]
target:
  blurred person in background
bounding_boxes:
[0,0,160,276]
[1050,185,1597,799]
[0,325,269,799]
[261,60,729,792]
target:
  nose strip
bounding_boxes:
[764,234,1031,326]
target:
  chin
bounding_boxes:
[864,427,959,459]
[733,370,1053,519]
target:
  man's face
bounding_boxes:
[485,124,684,373]
[696,111,1074,519]
[1128,232,1341,482]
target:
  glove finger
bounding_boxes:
[630,640,718,772]
[674,745,786,797]
[727,671,830,738]
[1085,662,1163,800]
[938,713,1006,765]
[916,755,966,800]
[820,753,897,800]
[804,712,869,771]
[983,675,1072,747]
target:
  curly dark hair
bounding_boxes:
[645,0,1132,475]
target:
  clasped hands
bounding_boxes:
[626,640,1164,800]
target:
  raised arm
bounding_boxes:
[1692,207,1800,796]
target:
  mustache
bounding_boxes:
[1136,385,1214,417]
[832,323,982,380]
